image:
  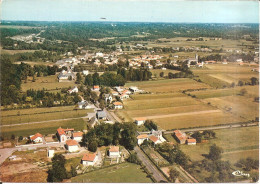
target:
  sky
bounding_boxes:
[1,0,259,23]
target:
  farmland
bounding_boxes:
[1,106,93,125]
[71,162,152,183]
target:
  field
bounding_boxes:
[1,118,86,138]
[1,106,93,125]
[180,126,259,162]
[71,162,152,183]
[125,78,210,93]
[21,75,75,91]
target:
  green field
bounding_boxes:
[125,78,210,93]
[21,75,75,91]
[1,106,93,125]
[1,118,86,138]
[71,162,152,183]
[180,126,259,162]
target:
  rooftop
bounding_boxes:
[109,146,119,152]
[82,153,97,162]
[66,139,78,146]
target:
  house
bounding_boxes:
[58,70,76,82]
[173,130,187,144]
[48,149,55,158]
[137,134,149,145]
[78,100,92,109]
[119,93,129,100]
[65,139,79,152]
[149,135,161,145]
[104,94,113,103]
[129,86,139,93]
[73,132,83,142]
[113,102,123,109]
[186,138,196,145]
[109,146,120,157]
[114,86,124,93]
[151,130,166,143]
[122,89,131,95]
[96,110,107,120]
[111,90,119,96]
[82,153,98,166]
[135,117,146,126]
[68,86,78,94]
[82,70,89,76]
[57,127,74,142]
[30,133,43,143]
[93,85,100,91]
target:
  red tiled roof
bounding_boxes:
[187,138,196,143]
[82,153,96,162]
[31,133,43,141]
[73,132,83,137]
[66,139,78,146]
[149,135,159,143]
[137,134,148,139]
[109,146,119,152]
[57,127,65,135]
[94,85,99,89]
[113,102,123,106]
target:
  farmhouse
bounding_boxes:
[135,117,146,126]
[82,153,98,166]
[113,102,123,109]
[137,134,149,145]
[30,133,43,143]
[57,127,74,142]
[68,86,78,94]
[109,146,120,158]
[65,139,79,152]
[149,135,161,145]
[173,130,187,144]
[151,130,166,143]
[58,69,76,82]
[73,132,83,142]
[96,110,107,120]
[186,138,196,145]
[119,93,129,100]
[78,100,92,109]
[93,85,100,91]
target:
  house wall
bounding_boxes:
[33,137,43,143]
[73,136,82,142]
[135,120,145,126]
[109,151,120,157]
[68,145,79,152]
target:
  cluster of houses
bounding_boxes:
[136,130,166,145]
[128,54,164,69]
[173,130,196,145]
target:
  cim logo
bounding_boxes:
[232,170,250,177]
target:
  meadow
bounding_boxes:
[21,75,75,91]
[1,106,93,125]
[71,162,152,183]
[179,126,259,162]
[1,118,86,138]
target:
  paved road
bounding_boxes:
[134,146,167,183]
[0,142,65,165]
[163,122,258,134]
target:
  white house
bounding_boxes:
[48,149,55,158]
[186,138,196,145]
[73,132,83,142]
[105,94,113,103]
[111,90,119,96]
[129,86,139,93]
[149,135,161,145]
[119,93,129,100]
[82,70,89,76]
[68,86,78,94]
[113,102,123,109]
[135,117,146,126]
[96,52,104,57]
[82,153,98,166]
[65,139,79,152]
[57,127,74,142]
[93,85,100,91]
[109,146,120,157]
[137,134,148,145]
[78,100,92,109]
[30,133,43,143]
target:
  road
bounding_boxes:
[163,122,258,134]
[0,142,65,165]
[134,146,167,183]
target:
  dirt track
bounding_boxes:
[134,109,221,120]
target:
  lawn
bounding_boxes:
[179,126,259,162]
[125,78,210,93]
[1,118,86,138]
[1,107,93,125]
[21,75,75,91]
[71,162,152,183]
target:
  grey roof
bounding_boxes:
[97,111,107,118]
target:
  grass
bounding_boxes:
[21,75,75,91]
[1,118,86,138]
[154,111,244,130]
[180,126,259,162]
[1,107,93,125]
[222,149,259,165]
[71,162,152,183]
[125,78,210,93]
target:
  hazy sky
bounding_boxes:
[1,0,259,23]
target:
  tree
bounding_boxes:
[99,100,105,110]
[237,80,244,86]
[250,77,258,85]
[88,140,98,152]
[84,74,93,86]
[208,144,223,161]
[239,88,247,96]
[47,154,67,182]
[192,131,202,143]
[76,73,82,84]
[127,153,140,164]
[169,167,180,182]
[18,136,23,142]
[11,134,15,140]
[160,72,164,77]
[71,166,77,177]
